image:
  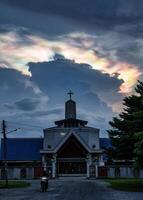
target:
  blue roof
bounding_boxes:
[0,138,111,161]
[0,138,43,161]
[100,138,112,149]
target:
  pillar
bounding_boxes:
[42,155,47,171]
[86,154,92,178]
[52,154,57,178]
[95,165,98,178]
[87,162,90,178]
[99,154,104,166]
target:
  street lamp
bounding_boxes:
[6,128,21,134]
[1,120,21,188]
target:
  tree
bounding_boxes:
[108,81,143,168]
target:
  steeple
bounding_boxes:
[65,90,76,119]
[55,91,88,127]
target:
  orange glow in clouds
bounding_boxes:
[0,32,142,94]
[53,42,141,93]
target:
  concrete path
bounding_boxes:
[0,177,143,200]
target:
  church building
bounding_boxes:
[40,91,104,178]
[0,92,139,179]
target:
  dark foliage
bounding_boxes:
[108,80,143,168]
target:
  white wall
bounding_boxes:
[0,167,35,180]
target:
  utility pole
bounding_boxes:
[2,120,8,187]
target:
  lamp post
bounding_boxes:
[1,120,20,188]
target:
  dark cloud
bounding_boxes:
[0,2,76,38]
[4,103,14,110]
[77,92,113,136]
[4,103,63,116]
[28,56,123,107]
[2,0,143,25]
[0,68,34,103]
[27,108,63,117]
[78,92,112,117]
[27,56,124,136]
[14,98,41,111]
[1,0,143,39]
[1,0,143,75]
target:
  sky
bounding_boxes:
[0,0,143,137]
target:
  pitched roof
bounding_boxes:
[54,131,91,153]
[0,138,43,161]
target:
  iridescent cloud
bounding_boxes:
[0,30,142,93]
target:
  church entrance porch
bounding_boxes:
[42,133,102,178]
[56,134,88,176]
[57,158,87,176]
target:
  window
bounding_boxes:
[47,145,52,149]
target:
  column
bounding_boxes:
[94,154,100,178]
[87,162,90,178]
[52,154,57,178]
[99,154,104,166]
[42,155,47,171]
[95,165,98,178]
[86,154,92,178]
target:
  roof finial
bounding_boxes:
[68,90,74,100]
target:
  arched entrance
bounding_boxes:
[57,134,88,176]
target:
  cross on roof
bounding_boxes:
[68,90,74,100]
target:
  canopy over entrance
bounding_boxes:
[57,134,88,175]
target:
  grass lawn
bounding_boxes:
[0,180,30,189]
[105,178,143,192]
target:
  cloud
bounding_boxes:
[28,56,123,135]
[0,67,48,119]
[0,2,76,37]
[4,98,62,113]
[28,56,123,113]
[0,68,33,103]
[0,56,124,136]
[27,108,63,117]
[0,56,123,128]
[2,0,143,26]
[78,92,113,117]
[0,0,143,136]
[0,1,143,94]
[0,28,142,94]
[12,98,41,111]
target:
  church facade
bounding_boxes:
[40,92,104,178]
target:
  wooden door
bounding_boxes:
[34,167,43,178]
[98,166,107,177]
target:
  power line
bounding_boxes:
[6,121,45,129]
[7,126,43,132]
[0,120,47,134]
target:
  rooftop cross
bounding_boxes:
[68,90,74,100]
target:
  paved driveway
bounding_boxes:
[0,177,143,200]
